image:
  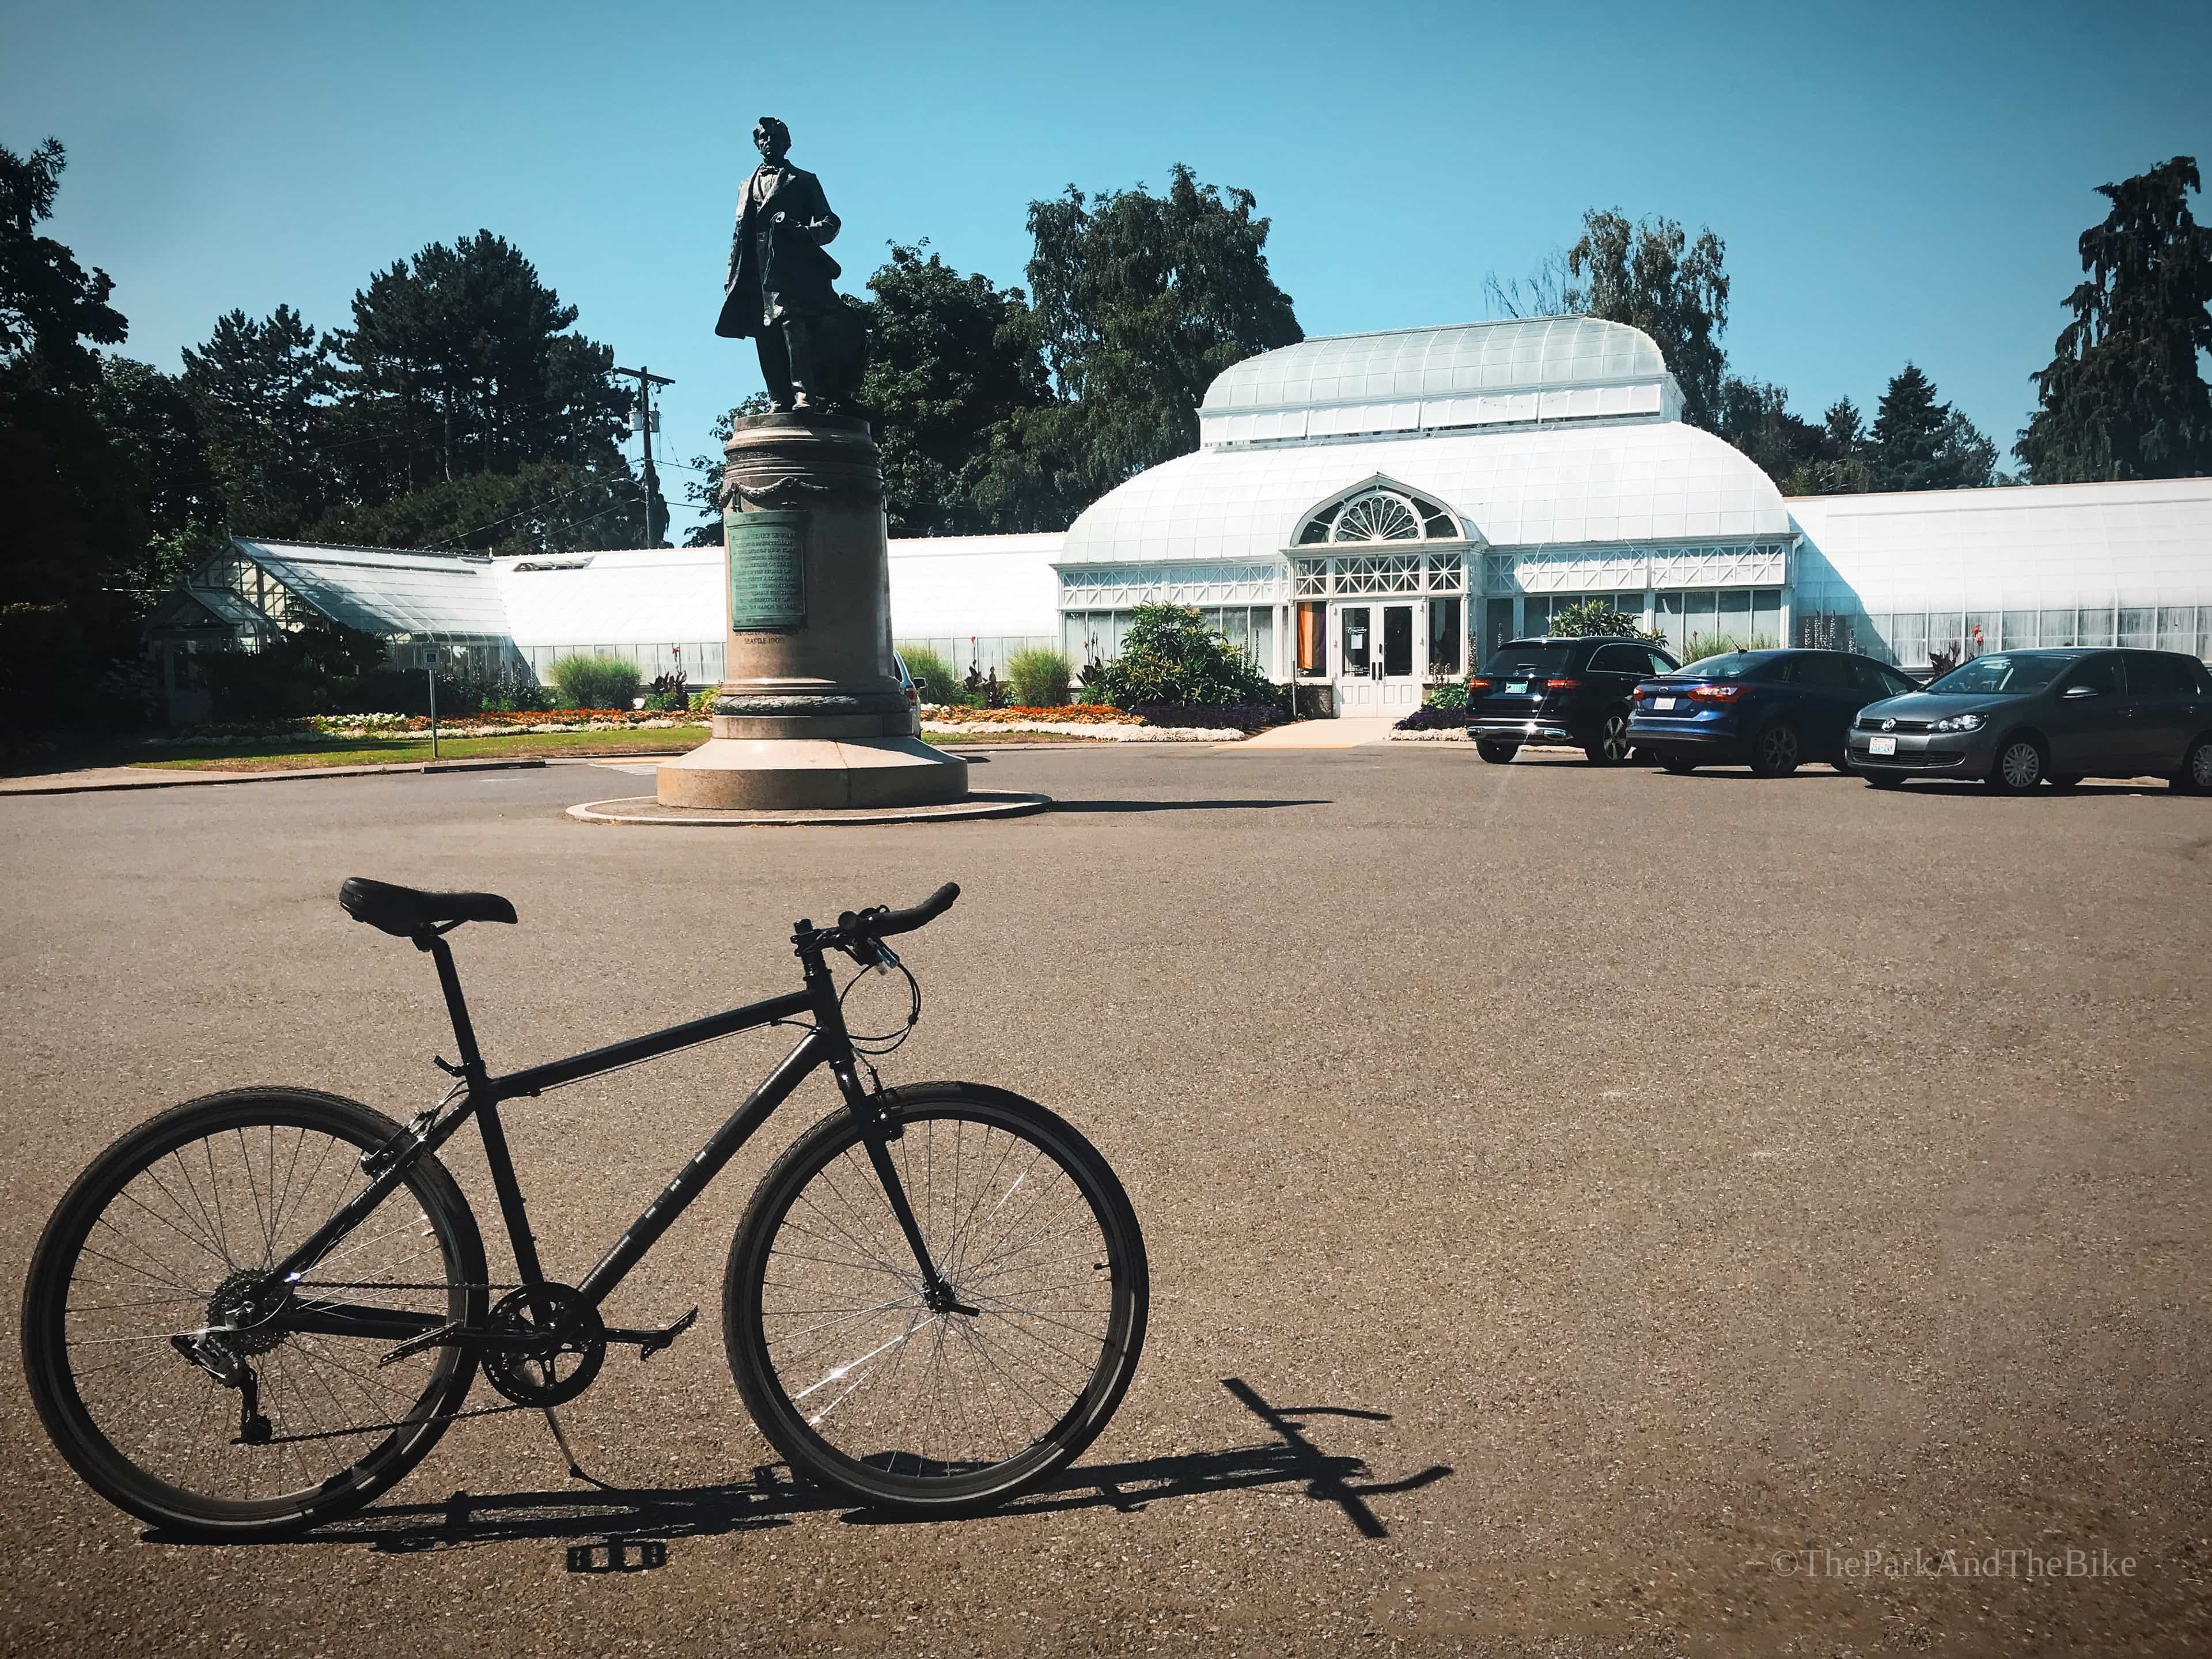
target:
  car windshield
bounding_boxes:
[1675,652,1771,680]
[1483,643,1576,676]
[1925,654,2066,695]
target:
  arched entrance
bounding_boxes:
[1290,483,1472,716]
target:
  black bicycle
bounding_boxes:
[21,878,1147,1538]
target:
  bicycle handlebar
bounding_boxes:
[861,882,960,938]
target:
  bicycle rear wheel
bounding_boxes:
[724,1082,1147,1514]
[21,1088,486,1537]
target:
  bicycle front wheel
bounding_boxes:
[21,1088,486,1537]
[724,1082,1147,1513]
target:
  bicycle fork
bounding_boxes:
[831,1060,978,1318]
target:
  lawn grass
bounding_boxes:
[128,724,1112,772]
[135,726,709,770]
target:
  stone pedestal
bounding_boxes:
[656,414,967,810]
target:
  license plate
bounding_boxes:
[1869,735,1897,756]
[1505,680,1528,694]
[1654,696,1676,710]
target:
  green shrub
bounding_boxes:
[897,645,960,704]
[1082,604,1274,710]
[1547,599,1664,643]
[1005,647,1071,708]
[1677,632,1776,666]
[1425,681,1469,710]
[551,654,641,710]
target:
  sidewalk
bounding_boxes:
[1222,717,1400,751]
[0,755,558,798]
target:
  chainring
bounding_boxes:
[481,1284,605,1407]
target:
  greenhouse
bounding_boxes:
[145,316,2212,723]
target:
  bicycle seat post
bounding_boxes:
[415,928,487,1080]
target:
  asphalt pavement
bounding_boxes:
[2,747,2207,1656]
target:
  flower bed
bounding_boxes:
[918,704,1144,726]
[145,709,706,747]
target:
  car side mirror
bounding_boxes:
[2062,683,2099,699]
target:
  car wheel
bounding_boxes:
[1988,735,2045,793]
[1476,740,1519,764]
[1658,755,1698,775]
[2173,737,2212,794]
[1748,722,1802,777]
[1584,709,1632,766]
[2048,773,2084,791]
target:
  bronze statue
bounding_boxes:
[716,116,865,412]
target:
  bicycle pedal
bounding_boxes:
[603,1305,698,1361]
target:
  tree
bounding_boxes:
[92,357,221,592]
[306,457,647,557]
[180,306,334,536]
[1081,602,1274,710]
[858,244,1055,535]
[2017,156,2212,482]
[0,138,126,382]
[1869,363,1995,491]
[1715,376,1825,491]
[0,138,143,714]
[1565,210,1729,430]
[1018,165,1302,502]
[325,230,628,502]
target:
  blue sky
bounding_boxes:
[6,0,2207,529]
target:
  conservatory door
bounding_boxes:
[1335,602,1422,715]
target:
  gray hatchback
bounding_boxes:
[1846,648,2212,793]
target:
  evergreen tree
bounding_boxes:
[2017,156,2212,482]
[180,306,335,536]
[1715,376,1825,491]
[1016,165,1301,505]
[858,244,1055,535]
[1565,210,1730,430]
[325,230,628,502]
[1869,363,1995,491]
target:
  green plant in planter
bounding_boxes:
[1546,599,1664,643]
[1005,647,1071,708]
[1425,681,1469,710]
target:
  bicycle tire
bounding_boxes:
[21,1088,487,1537]
[724,1082,1147,1514]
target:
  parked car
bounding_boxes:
[1844,647,2212,793]
[893,649,918,706]
[1629,649,1919,775]
[1467,636,1681,764]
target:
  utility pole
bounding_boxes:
[615,365,675,546]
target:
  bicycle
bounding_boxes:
[21,877,1148,1538]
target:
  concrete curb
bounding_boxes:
[0,757,550,798]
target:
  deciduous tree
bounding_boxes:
[1565,210,1729,430]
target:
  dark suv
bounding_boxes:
[1468,636,1681,764]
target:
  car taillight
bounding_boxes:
[1468,677,1492,691]
[1544,677,1581,690]
[1688,684,1744,702]
[904,684,918,702]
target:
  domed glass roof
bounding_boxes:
[1203,318,1668,412]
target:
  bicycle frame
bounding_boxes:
[268,930,927,1346]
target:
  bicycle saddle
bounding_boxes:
[339,877,518,936]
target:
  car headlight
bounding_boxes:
[1931,713,1986,733]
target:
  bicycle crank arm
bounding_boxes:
[601,1304,698,1361]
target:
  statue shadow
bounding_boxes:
[143,1378,1449,1559]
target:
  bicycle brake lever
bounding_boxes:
[873,941,901,976]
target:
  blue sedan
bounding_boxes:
[1628,649,1920,775]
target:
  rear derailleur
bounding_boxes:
[171,1332,272,1446]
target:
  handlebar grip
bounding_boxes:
[868,882,960,938]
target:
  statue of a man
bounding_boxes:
[715,116,845,412]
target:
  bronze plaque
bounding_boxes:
[726,510,808,631]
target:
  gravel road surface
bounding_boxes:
[2,747,2206,1656]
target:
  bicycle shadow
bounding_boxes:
[145,1378,1450,1558]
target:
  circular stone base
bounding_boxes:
[656,736,967,810]
[567,789,1050,827]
